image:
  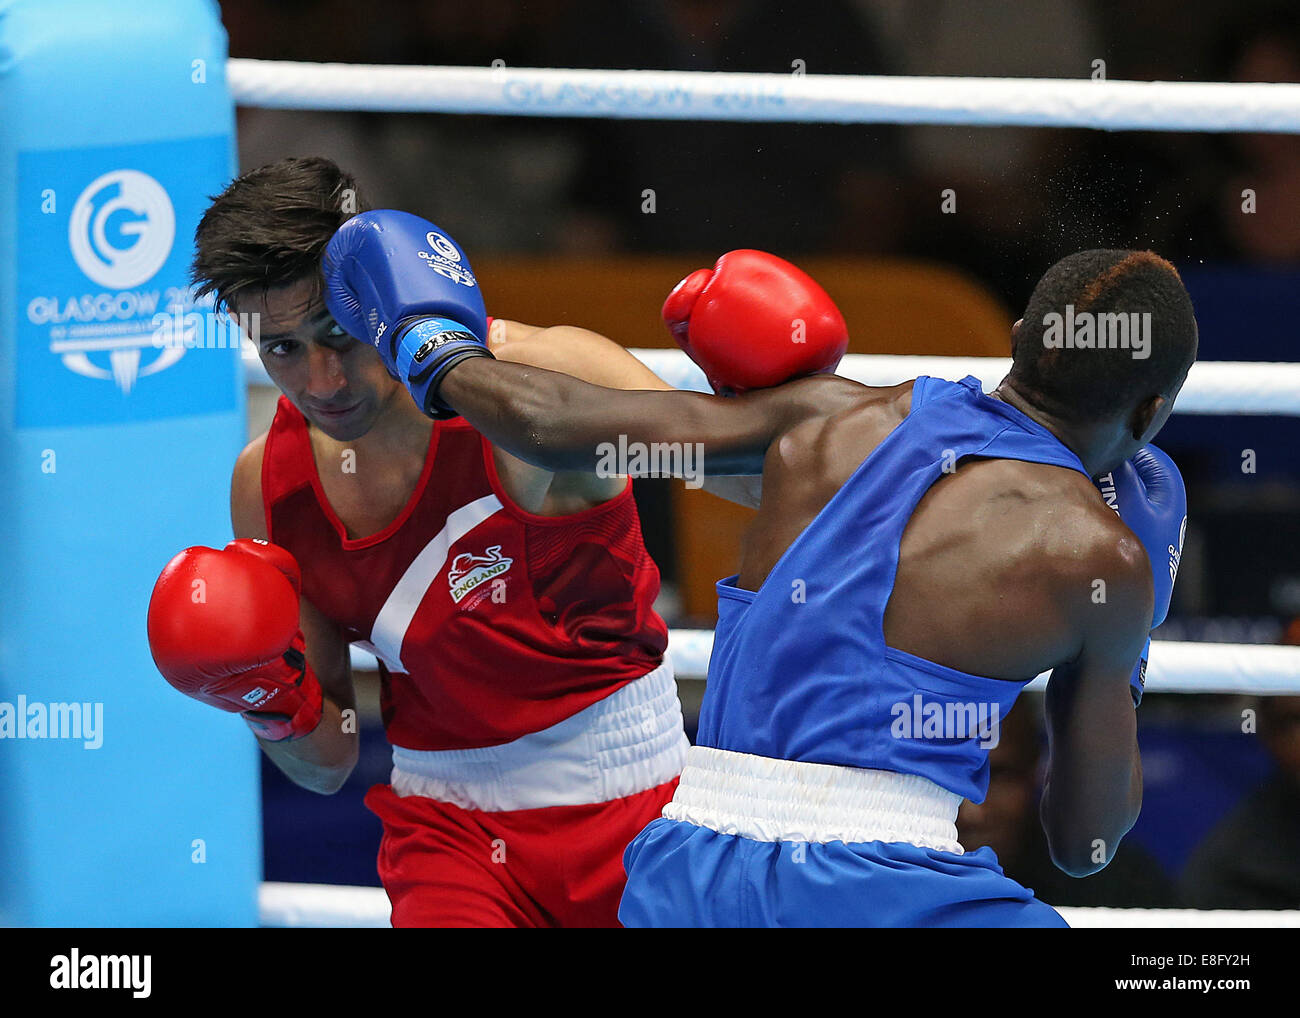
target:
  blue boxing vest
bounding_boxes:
[697,376,1091,803]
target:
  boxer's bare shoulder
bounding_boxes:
[230,431,270,541]
[737,381,914,588]
[764,379,915,495]
[903,450,1148,602]
[962,459,1150,602]
[886,455,1153,675]
[1030,473,1154,628]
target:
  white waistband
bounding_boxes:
[390,658,687,812]
[663,746,965,854]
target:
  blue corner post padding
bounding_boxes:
[0,0,258,925]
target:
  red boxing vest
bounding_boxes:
[261,396,669,750]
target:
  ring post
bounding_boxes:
[0,0,258,925]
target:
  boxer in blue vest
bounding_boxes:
[325,221,1193,927]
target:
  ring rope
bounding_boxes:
[630,351,1300,417]
[227,60,1300,133]
[346,637,1300,694]
[241,349,1300,417]
[257,881,1300,928]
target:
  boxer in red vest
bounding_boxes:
[145,157,848,927]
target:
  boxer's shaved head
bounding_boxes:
[1009,249,1198,425]
[192,156,369,313]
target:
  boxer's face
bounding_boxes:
[1111,364,1190,468]
[237,276,403,442]
[1116,322,1197,465]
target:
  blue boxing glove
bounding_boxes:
[1095,445,1187,705]
[323,210,491,419]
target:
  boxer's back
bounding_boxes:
[698,374,1122,801]
[742,376,1129,684]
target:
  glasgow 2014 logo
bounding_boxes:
[37,169,185,394]
[68,169,175,288]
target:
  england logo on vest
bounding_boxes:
[448,545,514,604]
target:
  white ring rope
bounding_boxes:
[257,881,1300,928]
[347,636,1300,694]
[241,349,1300,416]
[1057,907,1300,928]
[227,60,1300,133]
[260,883,393,928]
[629,351,1300,417]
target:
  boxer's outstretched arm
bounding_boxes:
[488,320,671,391]
[487,320,765,505]
[439,356,860,477]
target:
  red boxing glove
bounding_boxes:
[147,539,324,741]
[662,249,848,394]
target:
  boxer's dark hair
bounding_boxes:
[1009,249,1197,423]
[191,156,369,312]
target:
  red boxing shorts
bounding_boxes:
[364,661,687,927]
[365,777,678,927]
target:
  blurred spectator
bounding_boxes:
[861,0,1100,182]
[546,0,907,254]
[1088,0,1234,81]
[959,696,1179,909]
[236,104,598,252]
[221,0,400,62]
[859,1,1126,301]
[1216,5,1300,262]
[1180,695,1300,908]
[224,0,597,252]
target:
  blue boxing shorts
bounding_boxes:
[619,747,1067,928]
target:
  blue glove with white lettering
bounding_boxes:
[1097,444,1187,706]
[323,210,491,419]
